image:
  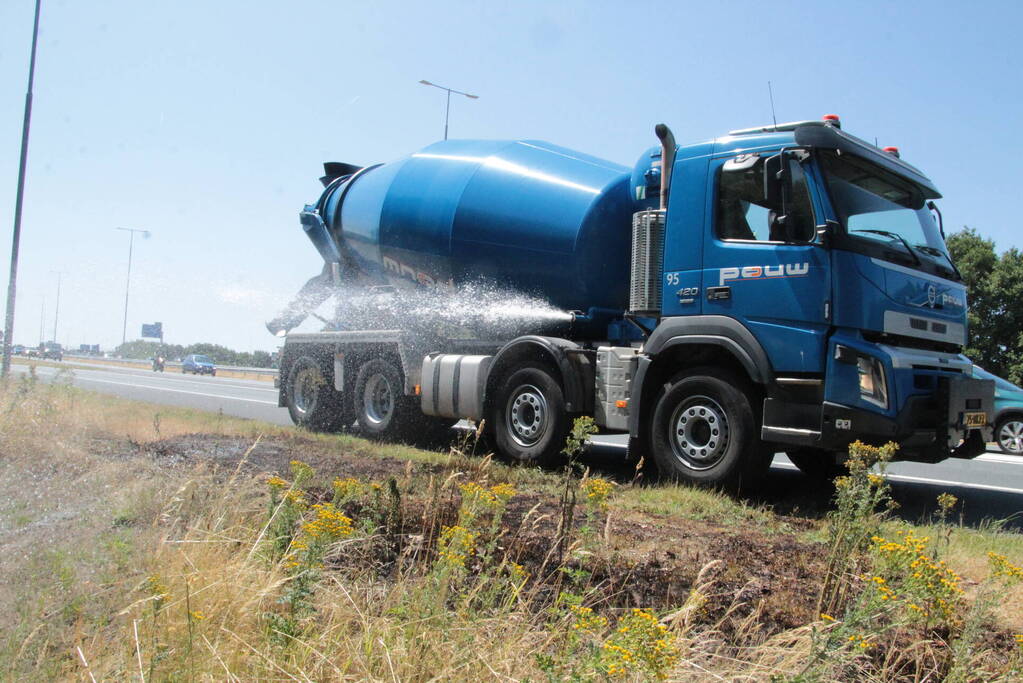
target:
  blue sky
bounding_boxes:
[1,0,1021,352]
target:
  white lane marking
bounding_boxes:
[977,452,1023,466]
[75,375,279,405]
[774,461,1023,495]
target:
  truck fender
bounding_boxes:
[484,336,594,415]
[628,316,773,438]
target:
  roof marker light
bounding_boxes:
[883,146,901,158]
[822,114,841,128]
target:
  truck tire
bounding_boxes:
[785,448,846,481]
[649,367,766,490]
[353,358,415,440]
[286,355,352,432]
[489,362,571,465]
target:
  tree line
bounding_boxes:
[947,227,1023,384]
[112,340,276,368]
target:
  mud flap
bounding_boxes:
[950,429,988,459]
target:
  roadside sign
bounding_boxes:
[141,322,163,339]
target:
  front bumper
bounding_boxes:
[763,374,995,461]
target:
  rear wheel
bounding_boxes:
[488,362,571,465]
[996,416,1023,455]
[649,367,767,490]
[286,355,352,431]
[785,448,846,481]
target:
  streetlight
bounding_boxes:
[418,80,479,140]
[2,0,43,377]
[116,227,150,346]
[50,270,64,343]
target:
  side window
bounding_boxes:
[715,154,815,242]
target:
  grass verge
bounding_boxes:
[1,375,1021,680]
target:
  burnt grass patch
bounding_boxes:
[113,431,827,638]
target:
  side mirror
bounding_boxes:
[763,152,792,208]
[927,200,945,240]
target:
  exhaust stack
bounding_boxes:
[655,123,676,210]
[628,124,675,316]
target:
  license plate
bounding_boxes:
[964,411,987,428]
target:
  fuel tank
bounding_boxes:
[315,139,636,312]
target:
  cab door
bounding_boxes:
[701,151,831,374]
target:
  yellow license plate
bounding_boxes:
[964,412,987,428]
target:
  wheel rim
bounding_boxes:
[506,383,549,448]
[998,420,1023,454]
[363,373,394,426]
[293,367,321,416]
[667,394,730,471]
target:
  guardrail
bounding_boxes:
[60,353,279,376]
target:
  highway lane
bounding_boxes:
[14,361,291,426]
[13,360,1023,527]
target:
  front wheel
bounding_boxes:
[996,416,1023,455]
[286,355,352,431]
[488,362,571,465]
[649,367,766,490]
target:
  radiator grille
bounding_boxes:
[629,210,665,315]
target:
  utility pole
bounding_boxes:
[2,0,44,377]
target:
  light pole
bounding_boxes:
[51,270,64,343]
[2,0,43,377]
[116,228,150,346]
[418,80,479,140]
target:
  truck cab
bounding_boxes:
[627,116,992,483]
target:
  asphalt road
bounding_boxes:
[14,360,1023,529]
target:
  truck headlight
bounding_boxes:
[857,355,888,409]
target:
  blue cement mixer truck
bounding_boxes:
[269,115,994,488]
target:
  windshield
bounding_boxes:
[819,150,953,275]
[195,355,213,364]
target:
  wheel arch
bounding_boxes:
[629,338,767,440]
[483,336,593,418]
[995,409,1023,427]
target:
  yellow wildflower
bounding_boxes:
[332,476,362,500]
[581,477,615,510]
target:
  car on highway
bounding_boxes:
[182,354,216,376]
[40,342,63,361]
[972,366,1023,455]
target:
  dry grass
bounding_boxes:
[1,376,1022,681]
